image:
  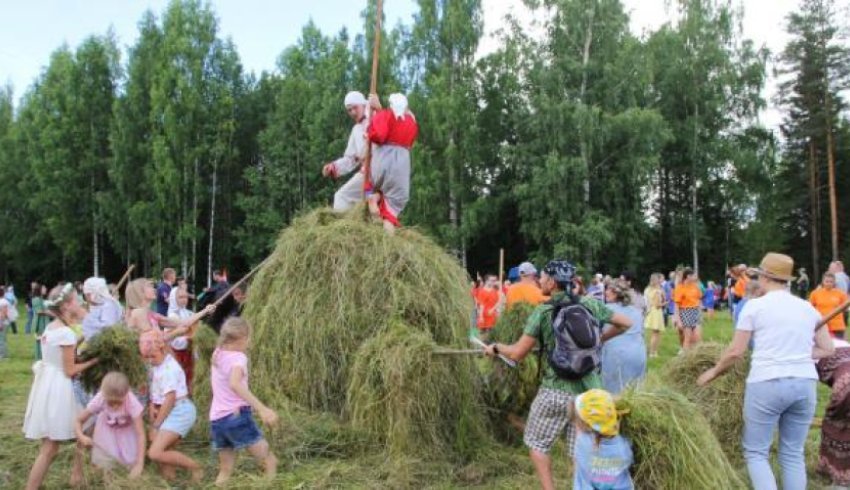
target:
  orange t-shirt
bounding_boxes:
[810,287,848,332]
[673,283,702,309]
[506,282,548,307]
[476,288,500,329]
[733,276,749,299]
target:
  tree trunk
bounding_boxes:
[92,173,99,277]
[826,97,838,260]
[579,3,595,270]
[191,157,199,285]
[207,159,218,290]
[691,104,699,274]
[810,139,821,279]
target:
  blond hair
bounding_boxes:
[125,278,150,309]
[218,317,252,346]
[45,283,75,316]
[100,372,130,401]
[607,279,633,306]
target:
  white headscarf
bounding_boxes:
[83,277,111,305]
[388,93,408,119]
[344,91,367,107]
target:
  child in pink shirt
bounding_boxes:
[75,372,145,478]
[210,317,279,485]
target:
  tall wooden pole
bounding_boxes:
[498,249,505,284]
[362,0,383,201]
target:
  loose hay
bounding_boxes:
[480,303,540,440]
[618,387,747,489]
[78,326,145,392]
[662,342,748,462]
[242,207,486,463]
[189,324,219,439]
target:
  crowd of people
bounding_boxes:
[0,268,276,489]
[472,255,850,490]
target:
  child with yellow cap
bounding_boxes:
[573,389,634,490]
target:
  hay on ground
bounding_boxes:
[618,387,747,489]
[240,206,486,463]
[78,326,145,393]
[661,342,748,462]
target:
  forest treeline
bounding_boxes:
[0,0,848,287]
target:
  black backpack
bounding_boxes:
[540,295,602,380]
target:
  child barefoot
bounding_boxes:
[210,317,279,485]
[75,372,145,479]
[22,283,99,490]
[139,330,203,483]
[573,389,634,490]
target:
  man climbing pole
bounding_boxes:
[322,91,370,211]
[364,92,419,234]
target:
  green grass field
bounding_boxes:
[0,307,834,488]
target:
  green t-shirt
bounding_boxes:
[522,292,613,393]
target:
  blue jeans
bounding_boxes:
[742,378,816,490]
[25,310,33,334]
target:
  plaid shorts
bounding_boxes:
[680,307,702,328]
[524,388,576,456]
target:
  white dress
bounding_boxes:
[22,325,81,440]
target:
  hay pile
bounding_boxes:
[189,324,219,439]
[618,387,747,489]
[481,303,540,419]
[662,342,748,462]
[78,326,146,392]
[240,207,486,463]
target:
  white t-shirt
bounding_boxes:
[149,355,189,405]
[736,289,821,383]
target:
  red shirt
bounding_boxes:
[367,109,418,148]
[476,288,500,329]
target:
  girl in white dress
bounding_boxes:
[22,283,99,490]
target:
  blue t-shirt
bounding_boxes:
[574,431,634,490]
[155,282,171,317]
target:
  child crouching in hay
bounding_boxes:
[210,317,279,485]
[572,389,634,490]
[74,372,145,479]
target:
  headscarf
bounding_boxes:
[388,93,408,119]
[575,389,620,437]
[83,277,111,305]
[344,91,367,107]
[138,329,165,358]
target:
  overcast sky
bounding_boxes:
[1,0,848,131]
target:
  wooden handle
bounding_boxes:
[362,0,383,200]
[116,264,136,293]
[816,298,850,331]
[211,257,270,308]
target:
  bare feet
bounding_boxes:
[264,453,278,479]
[215,473,231,487]
[382,220,396,235]
[191,467,204,484]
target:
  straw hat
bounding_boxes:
[753,253,795,282]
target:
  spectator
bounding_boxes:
[4,285,18,334]
[156,268,176,317]
[506,262,548,308]
[810,272,849,340]
[830,261,850,294]
[796,268,810,298]
[586,274,605,302]
[475,275,501,340]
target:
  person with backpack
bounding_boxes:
[482,260,632,490]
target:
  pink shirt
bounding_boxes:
[210,348,250,421]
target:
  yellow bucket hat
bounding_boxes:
[575,389,619,437]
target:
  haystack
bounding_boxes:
[78,326,146,392]
[662,342,748,462]
[239,207,486,462]
[618,387,747,489]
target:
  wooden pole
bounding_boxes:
[116,264,135,297]
[498,248,505,284]
[362,0,383,202]
[212,257,270,308]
